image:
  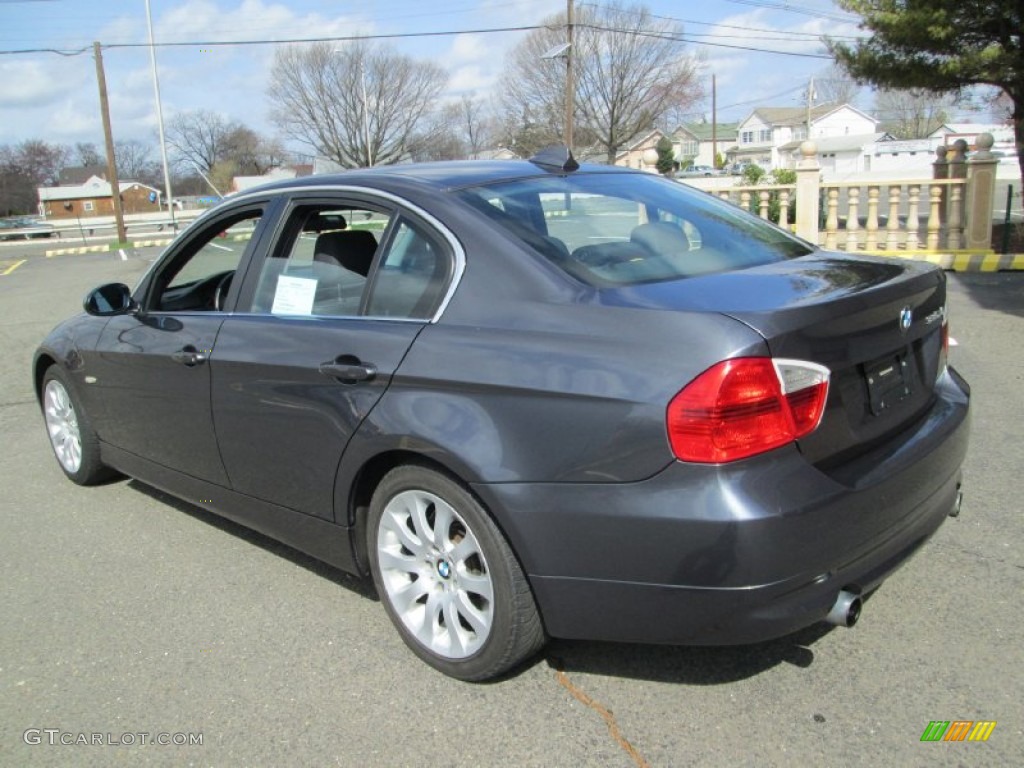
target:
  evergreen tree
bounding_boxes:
[828,1,1021,181]
[655,136,675,175]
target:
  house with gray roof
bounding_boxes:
[731,103,878,170]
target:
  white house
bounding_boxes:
[929,123,1015,155]
[671,122,739,169]
[732,103,878,169]
[777,132,891,177]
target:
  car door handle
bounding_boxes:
[318,357,376,383]
[171,346,208,366]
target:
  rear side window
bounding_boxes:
[455,173,813,286]
[367,220,451,319]
[251,204,389,317]
[247,203,451,320]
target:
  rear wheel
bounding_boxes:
[41,367,115,485]
[367,465,545,681]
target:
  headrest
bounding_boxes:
[313,229,378,276]
[630,221,690,256]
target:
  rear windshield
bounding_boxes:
[454,172,814,286]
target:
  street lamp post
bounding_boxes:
[145,0,176,227]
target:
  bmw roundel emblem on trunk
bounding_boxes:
[900,307,913,333]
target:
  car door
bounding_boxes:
[87,201,277,485]
[210,196,455,520]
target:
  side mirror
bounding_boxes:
[83,283,137,316]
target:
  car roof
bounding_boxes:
[239,159,644,196]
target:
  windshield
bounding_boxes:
[455,172,814,286]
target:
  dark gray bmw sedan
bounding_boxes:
[35,149,970,680]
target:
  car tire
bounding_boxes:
[41,366,116,486]
[367,464,545,681]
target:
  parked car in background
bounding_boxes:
[0,219,21,240]
[727,161,756,176]
[35,147,970,681]
[0,217,56,240]
[18,218,56,238]
[676,164,721,177]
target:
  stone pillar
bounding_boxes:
[795,141,820,244]
[933,145,949,231]
[947,139,969,248]
[964,133,999,250]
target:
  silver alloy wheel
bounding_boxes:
[43,379,82,474]
[376,489,494,659]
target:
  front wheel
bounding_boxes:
[41,366,116,485]
[367,465,545,681]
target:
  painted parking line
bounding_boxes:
[1,259,26,276]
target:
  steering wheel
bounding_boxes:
[214,272,234,311]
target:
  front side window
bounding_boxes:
[455,173,813,287]
[150,208,263,312]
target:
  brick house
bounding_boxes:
[37,175,162,219]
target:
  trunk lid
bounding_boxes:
[603,253,948,465]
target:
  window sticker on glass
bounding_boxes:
[271,275,317,315]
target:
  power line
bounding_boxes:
[577,22,834,59]
[0,24,546,56]
[719,0,858,24]
[579,3,865,42]
[0,15,839,61]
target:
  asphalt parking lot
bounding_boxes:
[1,242,1021,767]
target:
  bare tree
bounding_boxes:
[221,126,288,175]
[501,3,704,164]
[114,139,159,185]
[0,140,70,215]
[411,104,467,161]
[268,40,448,168]
[459,94,493,158]
[165,109,235,174]
[816,63,860,106]
[74,142,104,167]
[874,88,957,138]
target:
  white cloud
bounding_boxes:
[0,58,89,109]
[448,65,495,94]
[447,34,489,64]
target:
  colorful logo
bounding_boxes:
[920,721,996,742]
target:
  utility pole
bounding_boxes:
[712,75,717,169]
[806,76,816,140]
[93,42,127,244]
[565,0,574,152]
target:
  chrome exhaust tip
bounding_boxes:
[825,590,862,628]
[949,487,963,518]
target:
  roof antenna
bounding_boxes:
[529,145,579,173]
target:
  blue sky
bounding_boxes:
[0,0,873,152]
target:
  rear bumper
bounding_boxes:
[473,367,970,645]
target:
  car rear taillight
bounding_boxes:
[667,357,830,463]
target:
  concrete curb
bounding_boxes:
[864,252,1024,271]
[44,244,112,257]
[45,238,174,257]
